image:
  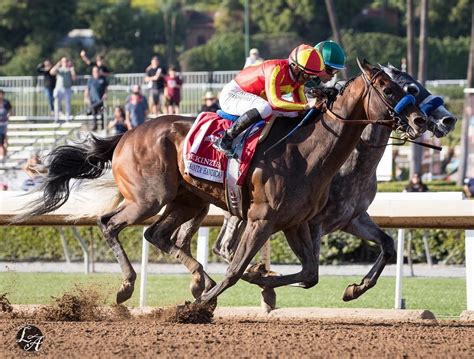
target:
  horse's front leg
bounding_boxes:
[198,218,274,304]
[341,212,395,301]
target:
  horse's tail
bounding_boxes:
[17,133,124,221]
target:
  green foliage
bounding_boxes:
[0,43,43,76]
[103,48,135,73]
[342,31,405,77]
[377,180,463,192]
[180,33,247,71]
[426,36,470,80]
[341,31,470,80]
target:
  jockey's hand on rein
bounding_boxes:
[308,89,328,112]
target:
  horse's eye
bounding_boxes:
[383,87,393,96]
[403,83,420,97]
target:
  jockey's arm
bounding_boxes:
[292,85,307,104]
[265,65,309,112]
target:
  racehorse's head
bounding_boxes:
[380,63,457,138]
[357,59,427,139]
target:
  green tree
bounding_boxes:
[0,0,77,75]
[180,33,246,70]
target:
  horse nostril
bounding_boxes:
[413,116,426,128]
[441,116,457,127]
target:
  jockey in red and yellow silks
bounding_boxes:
[215,44,326,156]
[234,59,309,113]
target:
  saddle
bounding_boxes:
[183,111,276,219]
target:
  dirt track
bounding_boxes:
[1,317,473,358]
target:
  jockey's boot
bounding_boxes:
[214,108,263,156]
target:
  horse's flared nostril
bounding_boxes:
[441,116,457,128]
[413,116,426,128]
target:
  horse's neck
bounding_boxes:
[341,124,392,176]
[304,78,368,178]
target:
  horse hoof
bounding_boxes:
[342,284,358,302]
[116,281,135,304]
[261,287,276,313]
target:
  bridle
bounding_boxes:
[325,68,417,133]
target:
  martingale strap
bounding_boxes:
[393,94,416,114]
[419,95,444,116]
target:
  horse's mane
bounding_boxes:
[338,76,357,96]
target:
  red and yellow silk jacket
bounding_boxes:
[234,59,307,112]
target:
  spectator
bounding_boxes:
[244,48,264,68]
[164,66,183,115]
[80,50,112,79]
[108,106,128,135]
[463,178,474,198]
[200,91,220,113]
[37,59,56,115]
[144,56,166,115]
[0,89,12,161]
[21,152,47,191]
[50,57,76,122]
[125,85,148,129]
[404,173,429,192]
[0,182,8,191]
[84,66,108,131]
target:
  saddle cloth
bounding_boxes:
[183,111,265,186]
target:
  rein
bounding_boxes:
[359,136,442,151]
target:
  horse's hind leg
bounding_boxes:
[341,212,395,301]
[144,194,216,299]
[172,204,217,298]
[242,222,319,289]
[98,200,162,304]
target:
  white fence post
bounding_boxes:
[466,230,474,311]
[197,227,209,271]
[395,228,405,309]
[71,227,89,274]
[139,227,149,308]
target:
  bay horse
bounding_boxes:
[212,65,457,309]
[19,59,427,306]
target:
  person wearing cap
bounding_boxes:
[214,44,326,156]
[306,40,346,88]
[244,48,264,68]
[201,91,220,113]
[125,85,148,130]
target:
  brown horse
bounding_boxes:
[20,60,427,306]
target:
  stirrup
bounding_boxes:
[213,138,235,158]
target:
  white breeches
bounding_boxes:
[219,80,298,119]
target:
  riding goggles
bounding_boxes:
[325,66,339,76]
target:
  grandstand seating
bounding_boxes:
[0,115,98,171]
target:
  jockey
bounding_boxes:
[214,44,326,156]
[306,40,346,89]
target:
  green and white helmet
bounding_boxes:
[314,40,346,70]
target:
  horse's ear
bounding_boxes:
[387,62,400,71]
[379,64,392,75]
[356,58,374,75]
